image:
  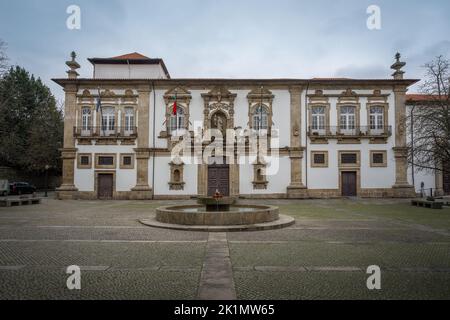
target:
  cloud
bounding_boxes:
[1,0,449,100]
[334,64,390,79]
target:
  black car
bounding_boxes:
[9,182,36,195]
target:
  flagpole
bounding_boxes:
[174,88,178,135]
[258,85,263,163]
[97,87,104,137]
[260,85,263,131]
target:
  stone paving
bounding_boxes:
[0,198,449,299]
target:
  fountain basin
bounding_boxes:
[156,204,279,226]
[197,196,236,211]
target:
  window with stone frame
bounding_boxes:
[247,87,274,134]
[311,106,326,131]
[119,154,134,169]
[340,106,356,131]
[81,107,91,131]
[370,150,387,167]
[80,156,89,165]
[94,154,116,169]
[162,87,191,142]
[98,156,114,166]
[101,106,115,135]
[369,106,384,130]
[338,151,360,167]
[341,153,357,164]
[77,153,92,169]
[123,156,132,166]
[252,104,269,130]
[169,107,186,134]
[124,107,135,134]
[311,151,328,168]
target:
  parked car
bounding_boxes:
[9,182,36,195]
[0,179,8,196]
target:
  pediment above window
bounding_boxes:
[164,86,192,105]
[202,86,236,103]
[247,87,274,104]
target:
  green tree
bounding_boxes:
[0,66,63,173]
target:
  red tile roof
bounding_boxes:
[406,94,448,103]
[108,52,151,60]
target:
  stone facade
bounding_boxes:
[54,52,420,200]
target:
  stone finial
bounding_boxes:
[391,52,406,80]
[66,51,80,79]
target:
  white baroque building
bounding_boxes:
[53,51,433,200]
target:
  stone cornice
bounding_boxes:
[52,78,420,88]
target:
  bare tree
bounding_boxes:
[408,56,450,175]
[0,39,8,75]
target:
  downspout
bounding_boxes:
[410,105,416,188]
[151,81,156,200]
[304,81,310,188]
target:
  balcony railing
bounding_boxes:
[73,126,137,138]
[308,126,392,137]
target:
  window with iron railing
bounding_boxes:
[340,106,356,131]
[124,108,135,134]
[81,107,91,131]
[307,126,391,137]
[101,107,115,132]
[369,106,384,132]
[311,106,325,131]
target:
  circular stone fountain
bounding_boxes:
[140,196,294,232]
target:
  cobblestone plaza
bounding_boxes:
[0,198,449,299]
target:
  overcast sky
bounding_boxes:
[0,0,449,101]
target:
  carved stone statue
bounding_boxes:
[212,112,227,137]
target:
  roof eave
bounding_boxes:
[51,78,420,87]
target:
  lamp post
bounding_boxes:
[44,165,50,197]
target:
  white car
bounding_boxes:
[0,180,8,196]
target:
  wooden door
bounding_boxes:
[98,174,113,199]
[341,171,357,197]
[207,165,230,196]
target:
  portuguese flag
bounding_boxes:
[172,93,177,115]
